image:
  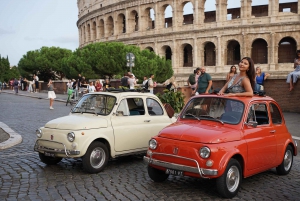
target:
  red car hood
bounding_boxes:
[158,121,242,143]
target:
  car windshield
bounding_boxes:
[181,97,244,124]
[71,94,116,115]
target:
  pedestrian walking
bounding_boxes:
[13,78,19,94]
[47,79,56,109]
[34,74,39,93]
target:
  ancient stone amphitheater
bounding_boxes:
[77,0,300,85]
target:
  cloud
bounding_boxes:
[0,28,15,35]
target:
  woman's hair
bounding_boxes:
[256,66,261,73]
[296,50,300,58]
[241,57,256,90]
[229,65,237,74]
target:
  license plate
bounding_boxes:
[44,152,55,157]
[166,169,183,176]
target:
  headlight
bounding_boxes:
[149,139,157,150]
[67,132,75,142]
[36,129,42,138]
[199,146,211,159]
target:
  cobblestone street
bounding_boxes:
[0,93,300,201]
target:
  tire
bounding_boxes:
[39,152,62,165]
[82,142,109,174]
[216,158,242,198]
[276,145,293,175]
[148,165,169,182]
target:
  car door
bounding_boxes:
[243,102,277,170]
[145,97,173,136]
[111,97,154,152]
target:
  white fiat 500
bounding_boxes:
[34,89,176,173]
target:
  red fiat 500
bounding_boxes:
[144,94,297,198]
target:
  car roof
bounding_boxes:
[86,90,157,98]
[191,94,276,105]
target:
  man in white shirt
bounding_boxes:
[127,73,136,89]
[34,74,39,93]
[148,74,155,94]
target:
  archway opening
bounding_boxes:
[251,38,268,64]
[227,40,241,65]
[164,5,172,28]
[251,0,268,17]
[204,0,216,23]
[183,44,193,67]
[227,0,241,20]
[204,42,216,66]
[183,2,193,25]
[278,37,297,63]
[107,16,114,36]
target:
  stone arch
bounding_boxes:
[204,0,216,23]
[83,25,86,43]
[279,1,298,14]
[87,23,91,42]
[145,46,154,52]
[252,38,268,64]
[161,45,172,61]
[204,42,216,66]
[99,19,104,38]
[159,4,173,28]
[226,40,241,65]
[183,2,194,25]
[92,20,97,41]
[116,13,126,34]
[278,37,297,63]
[251,1,268,17]
[227,0,241,20]
[106,16,114,36]
[180,43,193,67]
[144,7,155,30]
[128,10,139,32]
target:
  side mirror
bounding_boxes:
[244,121,258,128]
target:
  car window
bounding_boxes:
[247,103,269,125]
[181,97,244,124]
[117,98,145,116]
[270,103,282,124]
[146,98,164,116]
[72,94,116,115]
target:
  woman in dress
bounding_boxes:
[287,50,300,91]
[48,79,56,109]
[226,65,237,82]
[95,80,102,92]
[218,57,255,97]
[255,66,270,91]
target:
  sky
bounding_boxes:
[0,0,296,66]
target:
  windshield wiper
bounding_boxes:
[199,115,224,125]
[184,113,200,121]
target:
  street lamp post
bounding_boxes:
[126,53,135,73]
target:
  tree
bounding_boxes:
[18,47,72,81]
[63,42,173,82]
[0,56,19,82]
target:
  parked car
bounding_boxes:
[34,89,176,173]
[144,94,298,198]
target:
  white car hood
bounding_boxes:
[44,115,108,130]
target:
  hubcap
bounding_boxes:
[226,166,240,193]
[90,147,106,169]
[284,149,292,171]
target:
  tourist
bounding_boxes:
[192,67,213,95]
[286,50,300,91]
[255,66,270,91]
[226,65,237,82]
[47,79,56,109]
[218,57,255,97]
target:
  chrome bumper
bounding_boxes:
[144,153,218,178]
[34,139,80,157]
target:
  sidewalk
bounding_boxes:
[0,89,299,149]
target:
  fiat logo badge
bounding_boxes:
[173,147,178,155]
[50,135,53,140]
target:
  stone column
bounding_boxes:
[198,2,205,24]
[125,9,129,33]
[172,0,178,30]
[194,0,199,25]
[241,0,252,25]
[298,0,300,14]
[193,37,198,67]
[172,39,178,72]
[154,3,162,30]
[216,0,227,26]
[269,0,279,23]
[217,36,222,68]
[269,32,276,71]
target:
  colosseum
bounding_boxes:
[76,0,300,86]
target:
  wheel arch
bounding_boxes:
[218,151,245,177]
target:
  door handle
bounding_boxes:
[144,120,151,122]
[270,130,276,134]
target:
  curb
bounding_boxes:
[0,122,22,150]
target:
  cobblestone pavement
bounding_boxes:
[0,93,300,201]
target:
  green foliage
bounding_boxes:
[156,90,185,113]
[63,42,173,82]
[0,56,19,82]
[18,46,72,81]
